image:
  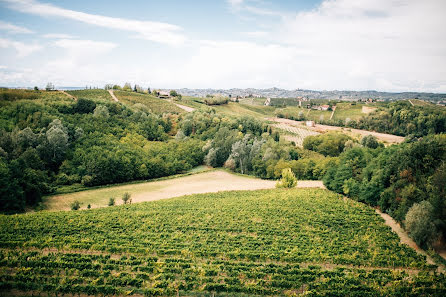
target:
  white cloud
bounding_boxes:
[2,0,186,45]
[0,20,33,33]
[0,38,42,57]
[42,33,76,39]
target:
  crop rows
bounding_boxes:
[0,188,444,296]
[273,123,319,146]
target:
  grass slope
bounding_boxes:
[1,188,444,296]
[114,91,184,114]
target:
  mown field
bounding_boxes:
[1,188,444,296]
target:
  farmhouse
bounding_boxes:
[319,105,330,111]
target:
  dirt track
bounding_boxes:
[59,90,76,100]
[172,101,195,112]
[376,209,444,272]
[108,89,119,102]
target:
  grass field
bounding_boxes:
[66,89,113,102]
[332,102,365,121]
[43,169,276,211]
[114,91,184,114]
[1,188,443,296]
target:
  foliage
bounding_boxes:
[0,188,441,296]
[204,97,229,105]
[324,134,446,239]
[303,132,352,156]
[70,200,80,210]
[405,201,439,248]
[122,192,131,204]
[108,197,115,206]
[276,168,297,188]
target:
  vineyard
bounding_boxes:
[66,89,114,102]
[114,91,184,114]
[272,123,320,146]
[1,188,444,296]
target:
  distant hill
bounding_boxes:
[173,87,446,102]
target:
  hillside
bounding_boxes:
[1,188,444,296]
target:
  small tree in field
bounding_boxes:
[122,192,131,204]
[108,197,115,206]
[276,168,297,188]
[70,200,81,210]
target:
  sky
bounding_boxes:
[0,0,446,92]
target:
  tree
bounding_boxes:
[122,192,131,204]
[361,135,379,149]
[34,86,39,91]
[405,201,439,248]
[170,90,178,97]
[108,197,115,206]
[45,82,55,91]
[73,98,96,114]
[147,87,151,94]
[70,200,81,210]
[276,168,297,188]
[93,105,110,119]
[123,82,132,91]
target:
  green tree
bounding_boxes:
[108,197,115,206]
[170,90,178,97]
[405,201,439,248]
[122,192,131,204]
[276,168,297,188]
[70,200,81,210]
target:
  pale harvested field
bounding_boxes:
[43,170,327,211]
[269,117,404,145]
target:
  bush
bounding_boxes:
[108,197,115,206]
[276,168,297,188]
[122,192,131,204]
[405,201,439,249]
[81,175,94,186]
[204,97,229,105]
[70,200,81,210]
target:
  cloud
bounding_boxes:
[1,0,186,45]
[42,33,76,39]
[0,38,42,57]
[0,20,33,33]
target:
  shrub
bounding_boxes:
[108,197,115,206]
[405,201,439,249]
[276,168,297,188]
[81,175,94,186]
[122,192,131,204]
[70,200,81,210]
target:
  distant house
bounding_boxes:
[264,98,271,106]
[319,105,330,111]
[158,91,170,99]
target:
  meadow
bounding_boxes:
[1,188,444,296]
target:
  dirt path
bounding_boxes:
[108,89,119,102]
[297,180,325,188]
[59,90,76,101]
[408,99,414,106]
[329,106,336,120]
[375,209,444,273]
[171,100,195,112]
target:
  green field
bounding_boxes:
[114,90,184,114]
[1,188,444,296]
[66,89,113,102]
[332,102,365,121]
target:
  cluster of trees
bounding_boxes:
[0,93,201,213]
[323,134,446,248]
